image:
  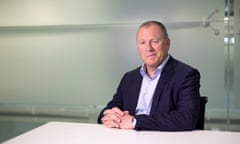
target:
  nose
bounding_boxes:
[145,41,154,51]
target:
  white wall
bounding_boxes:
[0,0,239,113]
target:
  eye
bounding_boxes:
[139,41,145,45]
[152,40,159,43]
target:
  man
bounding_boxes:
[97,20,201,131]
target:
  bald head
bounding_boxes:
[137,20,169,39]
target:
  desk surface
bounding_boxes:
[3,122,240,144]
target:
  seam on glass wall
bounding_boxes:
[224,0,235,130]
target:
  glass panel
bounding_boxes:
[229,0,240,131]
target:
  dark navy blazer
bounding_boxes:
[98,56,200,131]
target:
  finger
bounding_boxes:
[102,119,120,128]
[103,107,124,117]
[103,109,113,115]
[119,115,134,130]
[111,107,124,116]
[102,113,121,123]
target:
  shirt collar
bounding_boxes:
[140,55,170,79]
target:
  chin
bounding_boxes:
[146,63,158,68]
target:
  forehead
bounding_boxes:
[137,25,163,39]
[138,24,161,32]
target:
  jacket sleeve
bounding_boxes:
[97,73,128,124]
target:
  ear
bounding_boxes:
[166,38,170,50]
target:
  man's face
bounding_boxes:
[137,24,170,70]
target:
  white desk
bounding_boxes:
[3,122,240,144]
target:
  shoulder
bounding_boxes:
[166,56,200,77]
[122,67,141,80]
[117,66,142,89]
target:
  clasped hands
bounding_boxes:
[101,107,134,130]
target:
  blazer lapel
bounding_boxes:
[150,57,175,115]
[129,69,143,115]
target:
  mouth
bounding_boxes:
[146,53,156,58]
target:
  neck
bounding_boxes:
[146,66,156,78]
